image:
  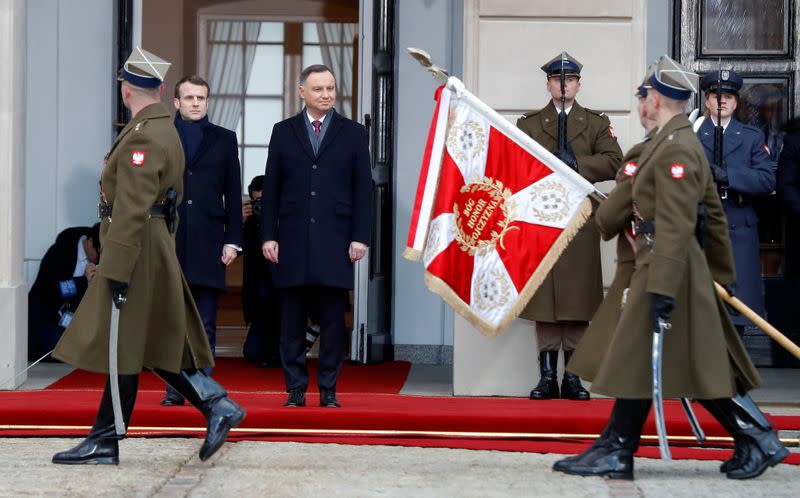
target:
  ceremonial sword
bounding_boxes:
[109,292,126,436]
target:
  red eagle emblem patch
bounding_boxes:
[131,151,146,166]
[670,163,685,179]
[608,125,616,139]
[623,162,638,177]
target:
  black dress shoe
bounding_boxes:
[320,391,341,408]
[199,397,246,461]
[284,389,306,407]
[52,438,119,465]
[561,373,590,400]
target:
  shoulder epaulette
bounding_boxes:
[584,108,610,120]
[519,109,541,120]
[133,119,149,132]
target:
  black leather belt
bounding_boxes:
[98,202,167,218]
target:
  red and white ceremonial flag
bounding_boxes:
[404,77,596,336]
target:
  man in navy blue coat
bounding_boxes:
[28,224,101,361]
[261,64,373,408]
[163,75,243,405]
[696,69,775,334]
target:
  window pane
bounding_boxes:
[244,98,282,145]
[208,44,244,96]
[701,0,788,55]
[258,22,284,42]
[246,45,284,95]
[303,23,319,43]
[243,147,269,195]
[207,97,242,133]
[303,45,324,67]
[209,21,243,41]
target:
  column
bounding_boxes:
[0,0,27,389]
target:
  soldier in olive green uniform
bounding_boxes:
[52,48,245,466]
[517,52,622,400]
[553,56,788,481]
[568,73,657,375]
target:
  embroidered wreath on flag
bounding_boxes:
[447,120,486,162]
[453,177,518,256]
[473,269,513,311]
[528,181,571,223]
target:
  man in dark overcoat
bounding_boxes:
[554,56,788,481]
[516,52,622,400]
[261,64,373,408]
[162,75,243,406]
[696,69,775,334]
[51,48,244,465]
[28,224,100,361]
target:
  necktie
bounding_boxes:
[312,120,322,136]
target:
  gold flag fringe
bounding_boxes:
[424,198,594,337]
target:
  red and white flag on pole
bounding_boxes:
[404,77,596,336]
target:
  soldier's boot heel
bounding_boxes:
[698,398,745,472]
[154,369,246,461]
[52,375,138,466]
[711,395,789,480]
[530,351,560,400]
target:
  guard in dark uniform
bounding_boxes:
[696,69,775,334]
[517,52,622,400]
[553,56,788,481]
[51,48,245,465]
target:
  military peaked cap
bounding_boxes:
[541,52,583,78]
[700,69,743,96]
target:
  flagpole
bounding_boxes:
[444,77,605,201]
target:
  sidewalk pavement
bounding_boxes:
[1,438,798,497]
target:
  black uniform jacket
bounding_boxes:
[176,123,243,290]
[261,110,373,289]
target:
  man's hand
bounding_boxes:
[349,241,368,262]
[650,293,674,331]
[242,199,253,223]
[262,240,279,263]
[108,279,129,309]
[221,245,238,266]
[711,163,729,185]
[85,263,97,282]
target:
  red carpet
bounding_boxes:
[2,359,798,465]
[46,358,411,394]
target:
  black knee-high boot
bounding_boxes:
[699,398,744,473]
[153,369,246,461]
[52,375,139,465]
[553,399,652,480]
[701,394,788,479]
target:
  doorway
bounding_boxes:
[674,0,800,367]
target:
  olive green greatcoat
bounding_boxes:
[53,103,214,375]
[567,136,651,370]
[573,114,760,399]
[517,101,622,321]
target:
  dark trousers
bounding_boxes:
[190,285,220,375]
[280,286,348,393]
